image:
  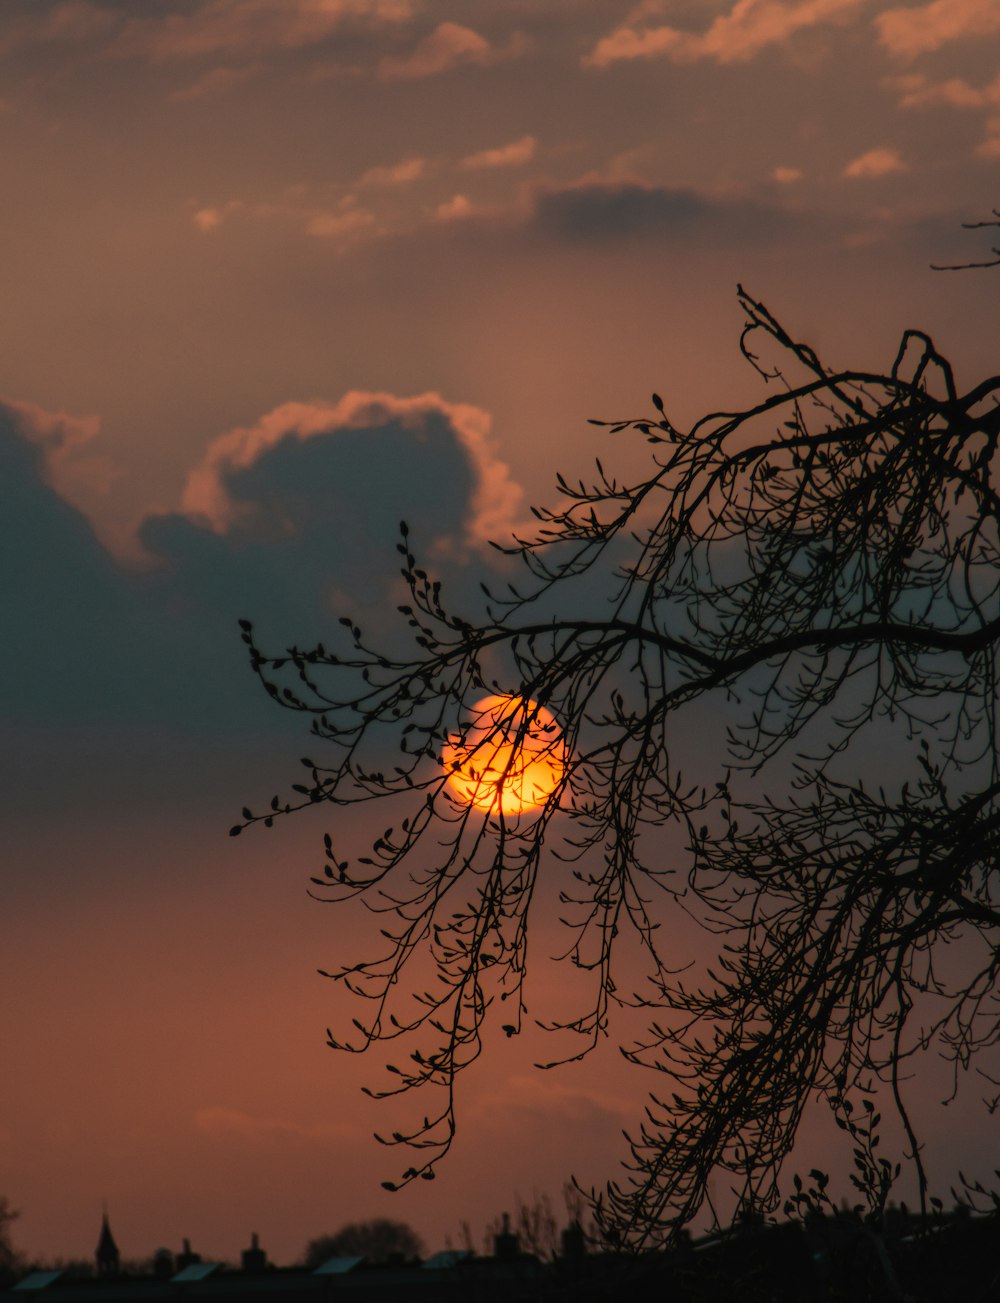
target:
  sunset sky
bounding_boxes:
[2,0,999,1270]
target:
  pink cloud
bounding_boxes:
[461,135,537,170]
[434,194,475,221]
[583,0,864,68]
[842,145,908,178]
[191,199,245,231]
[3,397,121,499]
[186,194,378,241]
[583,21,682,68]
[305,206,377,239]
[891,71,1000,110]
[876,0,1000,59]
[5,397,99,461]
[378,21,493,79]
[181,392,523,547]
[359,155,426,186]
[115,0,411,62]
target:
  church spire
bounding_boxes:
[96,1206,120,1279]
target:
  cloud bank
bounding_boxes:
[584,0,864,68]
[2,390,521,732]
[875,0,1000,59]
[377,21,494,80]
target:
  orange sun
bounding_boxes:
[442,694,565,815]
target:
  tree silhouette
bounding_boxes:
[236,288,1000,1249]
[303,1219,423,1267]
[0,1198,21,1286]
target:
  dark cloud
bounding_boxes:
[141,390,521,640]
[1,392,520,734]
[531,180,790,244]
[0,403,157,726]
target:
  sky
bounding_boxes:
[1,0,999,1271]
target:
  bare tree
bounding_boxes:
[236,288,1000,1249]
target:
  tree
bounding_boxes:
[0,1197,21,1285]
[303,1218,423,1267]
[236,288,1000,1250]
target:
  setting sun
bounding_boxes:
[442,694,565,815]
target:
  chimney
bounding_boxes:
[560,1219,585,1261]
[493,1212,519,1261]
[241,1232,268,1274]
[176,1238,201,1272]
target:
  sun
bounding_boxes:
[442,694,565,815]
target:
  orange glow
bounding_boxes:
[442,694,565,815]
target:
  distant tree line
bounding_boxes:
[302,1219,423,1268]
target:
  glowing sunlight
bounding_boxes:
[442,694,565,815]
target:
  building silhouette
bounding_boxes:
[3,1203,997,1302]
[94,1211,119,1281]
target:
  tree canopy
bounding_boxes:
[237,288,1000,1249]
[303,1218,423,1267]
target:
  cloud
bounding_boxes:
[887,70,1000,157]
[38,1,112,42]
[434,193,477,222]
[115,0,411,61]
[177,391,522,554]
[0,397,287,736]
[3,396,100,465]
[875,0,1000,59]
[466,1075,632,1130]
[461,135,537,171]
[0,388,522,737]
[377,21,493,79]
[305,206,377,239]
[977,118,1000,156]
[891,71,1000,110]
[359,155,426,186]
[192,201,243,231]
[528,179,788,245]
[137,392,523,657]
[170,63,259,101]
[2,394,122,501]
[534,181,706,238]
[0,0,114,55]
[772,165,804,183]
[583,0,864,68]
[194,207,224,232]
[842,145,908,178]
[187,195,377,241]
[0,400,165,726]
